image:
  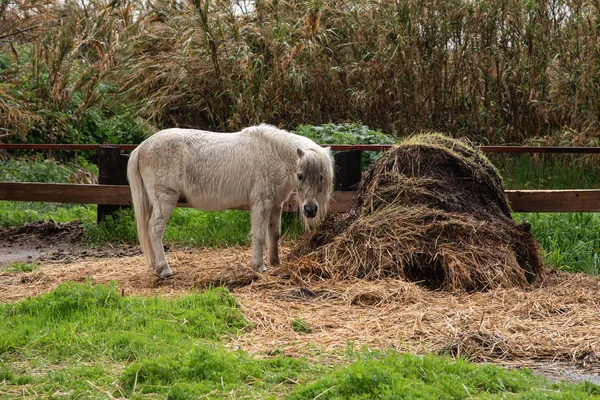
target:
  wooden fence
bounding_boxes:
[1,144,600,222]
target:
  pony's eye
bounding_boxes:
[297,173,304,181]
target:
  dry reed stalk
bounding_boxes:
[4,1,600,143]
[112,0,600,142]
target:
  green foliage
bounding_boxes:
[296,124,394,146]
[296,123,395,170]
[0,52,10,70]
[287,352,600,400]
[77,106,150,145]
[0,158,72,183]
[491,155,600,190]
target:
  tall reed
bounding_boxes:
[3,0,600,144]
[116,0,600,143]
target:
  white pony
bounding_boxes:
[127,124,334,278]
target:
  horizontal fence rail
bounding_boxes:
[1,182,600,213]
[1,143,599,217]
[0,143,600,154]
[2,143,600,153]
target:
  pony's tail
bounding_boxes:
[127,148,154,269]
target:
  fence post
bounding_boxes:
[334,151,363,191]
[97,146,130,223]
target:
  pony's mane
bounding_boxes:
[241,124,334,224]
[241,124,320,153]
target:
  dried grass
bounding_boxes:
[0,246,598,372]
[293,134,544,291]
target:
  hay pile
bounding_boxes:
[293,133,544,291]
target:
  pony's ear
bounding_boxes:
[323,146,331,154]
[297,148,305,158]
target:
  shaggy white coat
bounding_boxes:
[127,124,334,277]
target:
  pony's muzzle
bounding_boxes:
[303,202,318,218]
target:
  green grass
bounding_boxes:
[0,201,96,228]
[5,262,40,273]
[514,213,600,275]
[0,157,100,228]
[1,282,598,398]
[0,158,73,183]
[491,154,600,190]
[83,207,304,246]
[492,154,600,275]
[288,352,600,400]
[0,201,304,245]
[0,157,99,183]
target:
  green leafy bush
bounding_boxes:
[0,159,72,183]
[296,123,395,170]
[78,106,150,145]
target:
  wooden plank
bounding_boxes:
[0,144,138,151]
[0,182,133,205]
[1,182,599,212]
[506,190,600,212]
[0,182,357,212]
[1,143,600,154]
[481,146,600,154]
[182,191,356,213]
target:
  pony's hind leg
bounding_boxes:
[250,201,271,272]
[147,191,178,278]
[267,204,283,266]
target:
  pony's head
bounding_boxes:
[295,147,334,226]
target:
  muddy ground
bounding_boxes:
[0,221,139,266]
[1,221,599,386]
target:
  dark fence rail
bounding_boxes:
[2,182,599,212]
[1,144,599,220]
[2,143,600,153]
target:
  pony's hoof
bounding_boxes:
[157,267,173,278]
[253,265,267,273]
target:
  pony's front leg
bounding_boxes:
[250,202,271,272]
[267,204,283,266]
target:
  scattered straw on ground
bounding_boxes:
[1,246,599,373]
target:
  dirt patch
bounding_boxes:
[0,220,140,268]
[1,246,599,381]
